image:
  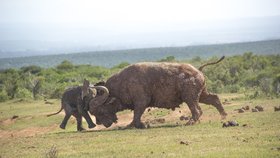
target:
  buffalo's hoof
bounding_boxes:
[135,122,146,129]
[185,119,196,126]
[221,112,227,120]
[128,122,146,129]
[88,123,96,129]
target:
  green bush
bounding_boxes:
[50,86,66,99]
[225,85,240,93]
[0,53,279,101]
[56,60,74,70]
[158,56,176,62]
[0,90,9,102]
[15,88,33,99]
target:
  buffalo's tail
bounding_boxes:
[198,56,225,71]
[46,106,63,117]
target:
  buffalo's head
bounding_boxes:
[88,86,119,128]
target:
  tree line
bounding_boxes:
[0,52,279,102]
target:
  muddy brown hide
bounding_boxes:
[89,59,227,128]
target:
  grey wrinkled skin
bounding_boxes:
[47,79,96,131]
[89,57,227,129]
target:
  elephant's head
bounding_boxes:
[81,79,97,108]
[88,86,119,128]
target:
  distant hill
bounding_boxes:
[0,39,280,70]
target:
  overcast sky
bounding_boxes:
[0,0,280,52]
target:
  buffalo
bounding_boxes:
[89,57,227,128]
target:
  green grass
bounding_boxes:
[0,94,280,158]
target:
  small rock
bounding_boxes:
[252,108,259,112]
[274,106,280,112]
[180,141,190,145]
[242,139,248,143]
[222,122,229,128]
[255,105,264,112]
[11,115,19,119]
[238,109,245,113]
[271,147,280,151]
[242,124,248,127]
[179,116,189,121]
[228,120,239,126]
[222,120,239,127]
[156,118,165,123]
[242,106,250,110]
[45,101,54,104]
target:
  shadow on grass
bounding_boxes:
[48,123,187,136]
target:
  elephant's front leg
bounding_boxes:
[73,112,85,131]
[78,104,96,129]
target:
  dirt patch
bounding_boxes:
[0,125,57,138]
[145,118,165,124]
[0,118,16,126]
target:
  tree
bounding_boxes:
[56,60,74,70]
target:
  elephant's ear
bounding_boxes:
[81,79,90,99]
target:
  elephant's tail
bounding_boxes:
[46,105,63,117]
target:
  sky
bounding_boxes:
[0,0,280,55]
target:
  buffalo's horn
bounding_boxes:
[90,86,109,106]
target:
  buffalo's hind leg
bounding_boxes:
[199,89,227,119]
[181,83,202,125]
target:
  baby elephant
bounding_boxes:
[47,79,96,131]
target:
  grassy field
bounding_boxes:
[0,94,280,158]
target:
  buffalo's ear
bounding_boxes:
[82,79,90,99]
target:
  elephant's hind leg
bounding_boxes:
[60,103,72,129]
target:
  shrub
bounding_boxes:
[159,56,176,62]
[15,88,33,99]
[56,60,74,70]
[0,90,9,102]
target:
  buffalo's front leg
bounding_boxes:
[128,86,150,129]
[129,106,146,129]
[185,101,201,125]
